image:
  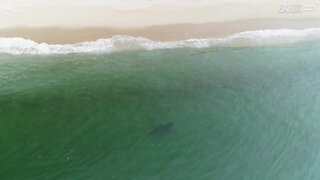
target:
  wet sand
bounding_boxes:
[1,19,320,44]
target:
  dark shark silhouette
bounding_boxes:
[150,122,174,136]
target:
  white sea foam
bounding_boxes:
[1,29,320,55]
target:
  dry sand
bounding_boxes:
[1,1,320,44]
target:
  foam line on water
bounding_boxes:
[1,28,320,55]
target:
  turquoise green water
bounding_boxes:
[1,43,320,179]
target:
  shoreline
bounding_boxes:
[1,19,320,44]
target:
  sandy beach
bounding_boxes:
[1,19,320,44]
[1,0,320,43]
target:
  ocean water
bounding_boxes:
[2,32,320,179]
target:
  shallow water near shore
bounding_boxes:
[1,42,320,179]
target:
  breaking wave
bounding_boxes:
[1,28,320,55]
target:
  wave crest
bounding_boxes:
[1,29,320,55]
